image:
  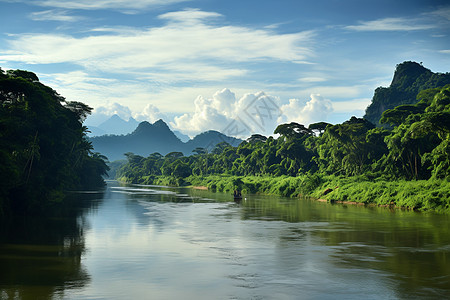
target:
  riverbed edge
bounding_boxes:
[117,174,450,213]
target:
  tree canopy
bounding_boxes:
[0,68,109,215]
[117,85,450,192]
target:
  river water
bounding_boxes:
[1,180,449,299]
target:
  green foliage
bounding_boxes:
[364,61,450,126]
[0,68,109,215]
[116,63,450,212]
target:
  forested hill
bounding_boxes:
[90,120,242,161]
[0,68,109,215]
[364,61,450,126]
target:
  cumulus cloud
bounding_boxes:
[279,94,333,126]
[171,89,281,138]
[134,103,167,122]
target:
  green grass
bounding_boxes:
[313,176,450,212]
[118,173,450,213]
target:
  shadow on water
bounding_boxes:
[0,189,105,300]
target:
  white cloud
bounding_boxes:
[171,94,231,136]
[304,85,366,98]
[0,9,314,82]
[298,77,327,83]
[158,8,223,24]
[135,104,167,122]
[210,88,236,118]
[331,98,372,113]
[278,94,333,126]
[42,71,147,108]
[428,7,450,21]
[86,102,133,126]
[8,0,191,12]
[29,10,83,22]
[345,17,435,31]
[440,50,450,54]
[171,89,281,137]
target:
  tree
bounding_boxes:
[165,152,184,159]
[308,122,331,136]
[247,134,267,144]
[274,122,312,140]
[0,69,108,214]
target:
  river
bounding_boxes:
[1,180,449,299]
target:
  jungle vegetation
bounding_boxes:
[0,68,109,215]
[117,62,450,212]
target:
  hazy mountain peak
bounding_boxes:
[110,114,122,120]
[131,121,152,135]
[153,119,169,128]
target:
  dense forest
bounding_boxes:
[0,68,109,215]
[117,62,450,212]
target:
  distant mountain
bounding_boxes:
[364,61,450,126]
[88,114,139,136]
[90,119,243,161]
[186,130,242,152]
[173,130,190,142]
[87,126,106,137]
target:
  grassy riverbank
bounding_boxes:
[117,174,450,213]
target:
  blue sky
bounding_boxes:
[1,0,449,137]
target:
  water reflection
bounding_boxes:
[1,182,450,299]
[238,195,450,299]
[0,191,104,299]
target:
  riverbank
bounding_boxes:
[117,174,450,213]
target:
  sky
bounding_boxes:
[1,0,449,137]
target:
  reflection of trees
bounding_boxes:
[0,191,103,299]
[239,197,450,298]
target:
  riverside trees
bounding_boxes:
[116,85,450,210]
[0,68,109,215]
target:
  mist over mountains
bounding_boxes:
[89,118,242,161]
[87,114,139,136]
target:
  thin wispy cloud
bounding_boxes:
[29,10,83,22]
[3,0,191,11]
[428,6,450,21]
[345,17,435,31]
[0,9,314,83]
[1,0,447,135]
[158,8,223,24]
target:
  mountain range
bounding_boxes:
[90,119,242,161]
[87,114,190,142]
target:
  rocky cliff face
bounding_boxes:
[364,61,450,126]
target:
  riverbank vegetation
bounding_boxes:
[116,62,450,212]
[0,68,109,215]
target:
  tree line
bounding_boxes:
[0,68,109,215]
[117,85,450,187]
